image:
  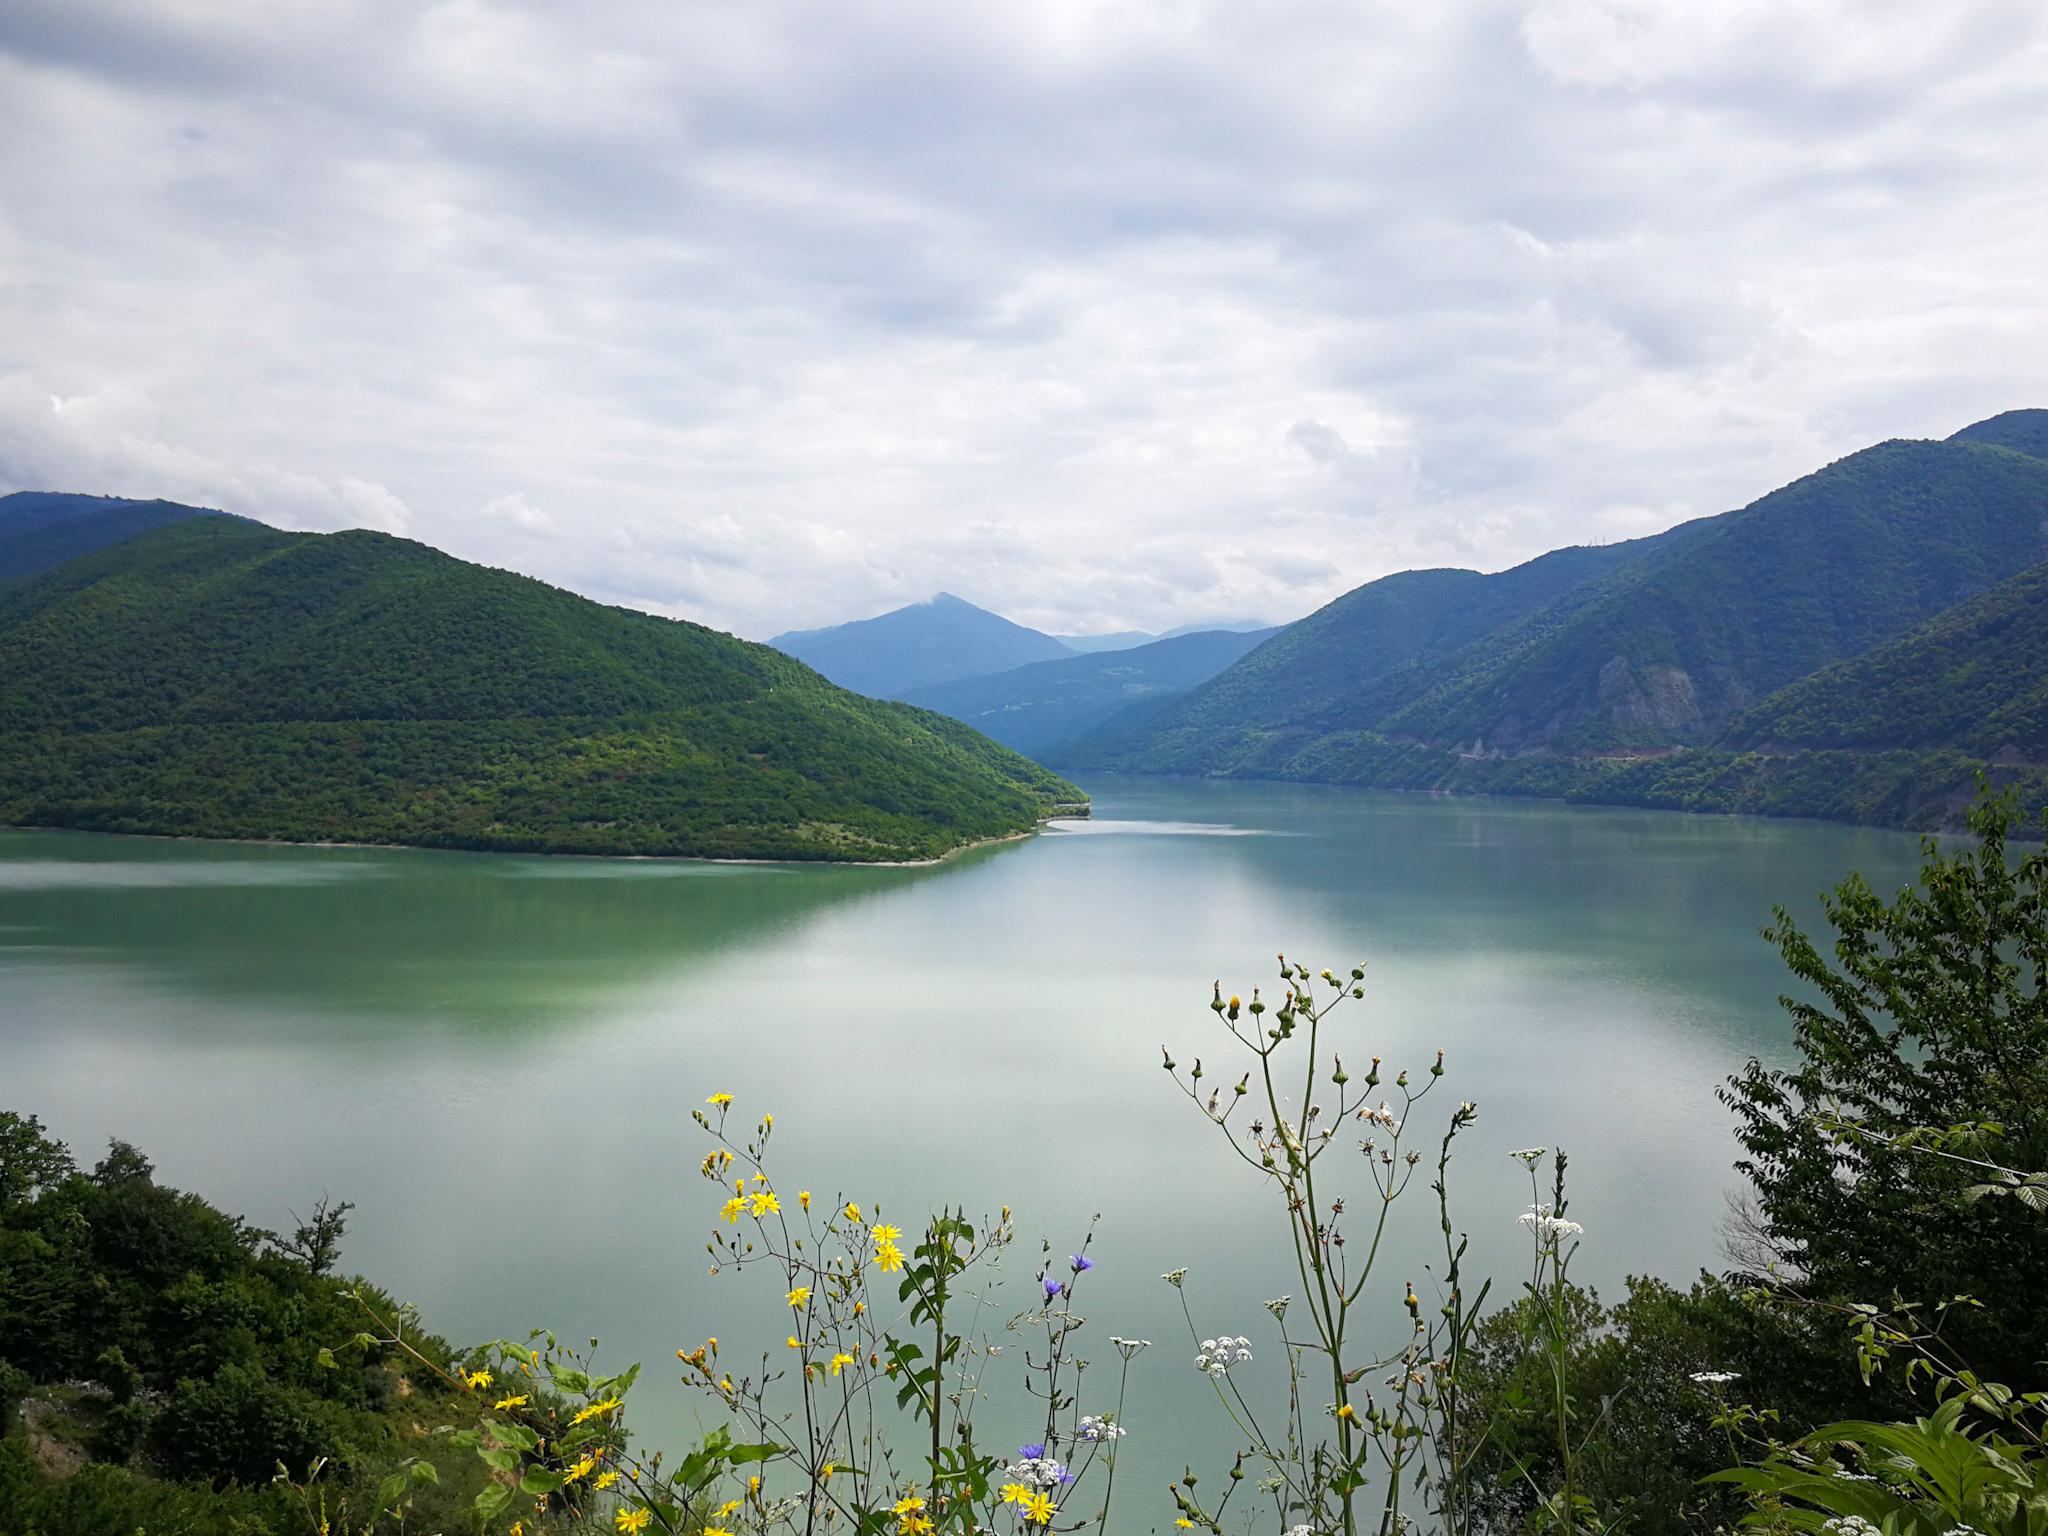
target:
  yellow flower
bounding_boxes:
[720,1196,746,1224]
[1336,1402,1357,1420]
[707,1092,733,1106]
[786,1286,811,1308]
[871,1223,902,1244]
[719,1376,734,1393]
[1000,1483,1030,1504]
[716,1502,743,1518]
[844,1202,863,1223]
[751,1189,780,1217]
[788,1335,803,1349]
[463,1369,492,1390]
[874,1238,905,1273]
[828,1352,855,1376]
[799,1190,811,1210]
[705,1529,733,1536]
[594,1470,618,1491]
[492,1393,529,1410]
[570,1395,622,1426]
[615,1510,651,1534]
[749,1475,762,1496]
[821,1463,836,1481]
[893,1496,926,1515]
[1021,1490,1054,1524]
[900,1519,934,1536]
[1175,1521,1196,1530]
[563,1455,597,1483]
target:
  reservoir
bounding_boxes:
[0,775,1934,1499]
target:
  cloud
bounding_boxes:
[0,0,2043,639]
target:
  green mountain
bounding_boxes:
[771,592,1076,697]
[0,517,1080,860]
[1071,431,2048,784]
[0,491,245,583]
[1949,407,2048,460]
[896,625,1277,757]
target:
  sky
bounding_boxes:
[1,1,2044,642]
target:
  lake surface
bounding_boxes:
[0,776,1935,1501]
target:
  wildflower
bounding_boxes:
[1509,1147,1548,1167]
[821,1464,835,1481]
[874,1237,905,1273]
[1690,1370,1740,1385]
[894,1496,926,1515]
[788,1336,802,1349]
[1335,1403,1356,1421]
[799,1191,811,1210]
[705,1530,733,1536]
[571,1395,622,1425]
[1077,1415,1126,1442]
[717,1501,743,1517]
[1821,1520,1882,1536]
[563,1455,597,1483]
[720,1196,746,1224]
[1195,1337,1253,1377]
[1517,1204,1583,1241]
[707,1092,734,1107]
[1162,1268,1188,1287]
[1070,1252,1094,1273]
[1042,1277,1064,1301]
[751,1189,780,1217]
[786,1286,811,1308]
[844,1202,863,1223]
[1264,1296,1291,1321]
[1176,1521,1195,1530]
[1360,1102,1401,1133]
[594,1470,618,1491]
[1009,1451,1071,1488]
[872,1222,902,1244]
[463,1369,492,1390]
[1020,1490,1055,1524]
[616,1510,651,1534]
[829,1353,856,1376]
[1287,1527,1313,1536]
[493,1393,529,1410]
[1111,1336,1152,1359]
[1000,1483,1032,1505]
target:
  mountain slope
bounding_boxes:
[0,518,1081,860]
[1078,431,2048,779]
[1718,560,2048,759]
[896,626,1277,757]
[0,492,249,582]
[770,593,1075,697]
[1949,408,2048,460]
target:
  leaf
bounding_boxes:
[375,1473,407,1511]
[729,1442,782,1464]
[484,1417,539,1452]
[410,1461,440,1486]
[520,1467,566,1496]
[315,1347,336,1369]
[479,1448,522,1471]
[474,1484,513,1520]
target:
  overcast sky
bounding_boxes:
[1,0,2043,640]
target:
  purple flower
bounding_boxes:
[1020,1444,1046,1460]
[1070,1253,1094,1274]
[1058,1468,1077,1484]
[1043,1277,1064,1300]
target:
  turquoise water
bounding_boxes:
[0,777,1935,1503]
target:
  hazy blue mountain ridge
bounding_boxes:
[895,626,1278,756]
[770,593,1076,696]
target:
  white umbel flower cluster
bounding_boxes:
[1821,1518,1883,1536]
[1196,1336,1253,1377]
[1009,1456,1067,1488]
[1690,1371,1740,1385]
[1518,1203,1583,1240]
[1076,1415,1127,1442]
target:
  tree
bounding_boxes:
[0,1112,74,1210]
[1722,785,2048,1387]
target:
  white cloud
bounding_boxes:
[0,0,2044,639]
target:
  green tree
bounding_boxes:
[1722,786,2048,1387]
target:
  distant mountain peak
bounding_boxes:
[1949,409,2048,461]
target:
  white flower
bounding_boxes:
[1689,1371,1740,1385]
[1821,1518,1882,1536]
[1360,1102,1402,1133]
[1264,1296,1291,1321]
[1195,1336,1253,1376]
[1509,1147,1549,1166]
[1518,1203,1583,1241]
[1110,1336,1151,1360]
[1077,1415,1127,1442]
[1009,1456,1068,1488]
[1286,1526,1314,1536]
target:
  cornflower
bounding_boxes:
[615,1510,651,1534]
[1070,1252,1093,1273]
[786,1286,811,1308]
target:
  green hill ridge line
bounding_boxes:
[0,517,1082,860]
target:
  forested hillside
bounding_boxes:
[0,518,1080,860]
[0,492,241,583]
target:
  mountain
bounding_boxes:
[0,518,1081,860]
[1949,407,2048,461]
[1052,620,1273,654]
[896,627,1279,758]
[0,491,249,583]
[1074,429,2048,783]
[770,593,1077,697]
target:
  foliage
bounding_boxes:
[0,517,1082,862]
[1068,429,2048,833]
[1721,788,2048,1389]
